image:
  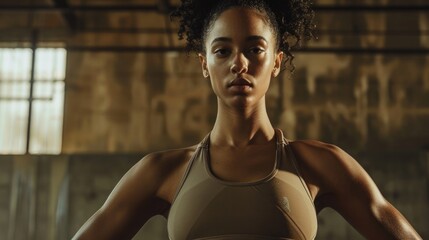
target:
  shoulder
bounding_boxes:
[287,139,365,186]
[134,145,199,203]
[287,139,349,179]
[107,145,198,195]
[287,139,384,208]
[288,139,342,160]
[288,139,356,171]
[131,145,198,189]
[100,145,199,214]
[138,145,198,174]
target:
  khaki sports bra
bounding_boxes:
[167,129,317,240]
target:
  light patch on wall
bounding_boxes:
[0,48,66,154]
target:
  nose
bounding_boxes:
[230,53,248,74]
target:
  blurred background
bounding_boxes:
[0,0,428,239]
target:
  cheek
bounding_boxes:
[207,64,225,93]
[252,56,274,76]
[207,58,229,79]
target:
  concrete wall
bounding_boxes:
[61,1,429,153]
[62,49,429,154]
[0,155,169,240]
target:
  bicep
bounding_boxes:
[72,155,169,240]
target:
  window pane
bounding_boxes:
[0,101,29,154]
[35,48,67,81]
[29,48,66,154]
[0,49,32,98]
[29,81,65,154]
[33,81,54,99]
[0,48,32,80]
[0,48,32,154]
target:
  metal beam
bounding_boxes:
[314,5,429,12]
[0,4,160,12]
[1,27,429,36]
[0,4,429,12]
[25,30,37,154]
[52,0,78,31]
[0,97,53,101]
[63,45,429,55]
[157,0,170,14]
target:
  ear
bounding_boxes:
[198,53,209,78]
[272,51,284,78]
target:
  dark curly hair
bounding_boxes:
[171,0,315,69]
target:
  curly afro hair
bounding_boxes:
[171,0,316,69]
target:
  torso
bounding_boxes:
[162,129,318,240]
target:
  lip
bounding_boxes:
[227,77,253,88]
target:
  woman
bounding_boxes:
[73,0,421,239]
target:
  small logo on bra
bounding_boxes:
[281,197,290,212]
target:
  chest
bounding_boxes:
[208,144,277,183]
[167,145,318,240]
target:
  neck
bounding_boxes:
[210,97,275,147]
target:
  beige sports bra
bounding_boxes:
[167,129,317,240]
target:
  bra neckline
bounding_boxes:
[202,129,285,186]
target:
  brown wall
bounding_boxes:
[62,9,429,153]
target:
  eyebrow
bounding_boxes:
[211,35,268,45]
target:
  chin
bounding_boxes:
[228,96,257,110]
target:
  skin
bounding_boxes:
[73,7,422,240]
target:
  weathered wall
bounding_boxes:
[62,9,429,153]
[0,156,12,239]
[63,51,211,152]
[0,156,73,240]
[0,155,169,240]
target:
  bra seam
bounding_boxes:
[283,137,316,209]
[250,185,307,240]
[169,142,205,206]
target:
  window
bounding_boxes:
[0,47,66,154]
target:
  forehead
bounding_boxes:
[206,7,275,45]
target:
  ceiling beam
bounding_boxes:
[1,27,429,35]
[52,0,78,31]
[0,4,429,12]
[62,46,429,55]
[0,4,160,12]
[157,0,170,14]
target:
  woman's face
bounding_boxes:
[199,7,283,110]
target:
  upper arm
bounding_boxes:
[72,153,170,240]
[292,141,421,240]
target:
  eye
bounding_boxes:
[214,48,230,57]
[249,47,265,54]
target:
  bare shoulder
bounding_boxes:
[103,144,199,213]
[137,145,198,178]
[288,139,344,162]
[286,139,382,207]
[137,145,199,203]
[287,139,351,182]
